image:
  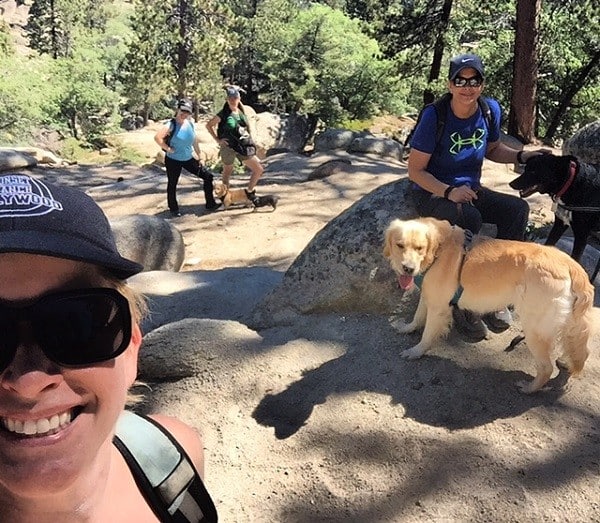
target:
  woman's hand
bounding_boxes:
[447,184,478,203]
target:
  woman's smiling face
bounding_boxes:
[0,253,141,500]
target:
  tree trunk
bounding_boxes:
[544,50,600,141]
[424,0,453,105]
[176,0,188,98]
[508,0,541,143]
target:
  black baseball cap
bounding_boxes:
[448,54,485,80]
[0,174,142,279]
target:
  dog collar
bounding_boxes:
[554,160,577,201]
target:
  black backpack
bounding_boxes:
[164,118,177,147]
[405,93,494,151]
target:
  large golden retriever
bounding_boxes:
[383,217,593,393]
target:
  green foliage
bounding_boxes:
[0,20,13,57]
[51,45,121,142]
[58,136,93,162]
[25,0,99,58]
[2,0,598,153]
[256,3,404,125]
[122,0,232,118]
[0,54,61,143]
[338,118,373,131]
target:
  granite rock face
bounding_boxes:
[250,179,417,328]
[563,120,600,164]
[110,214,185,272]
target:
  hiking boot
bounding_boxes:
[452,305,488,342]
[170,210,182,217]
[482,307,513,333]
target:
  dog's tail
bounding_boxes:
[561,260,594,375]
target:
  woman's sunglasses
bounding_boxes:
[0,288,132,372]
[453,76,483,88]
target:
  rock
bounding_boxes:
[249,178,416,328]
[128,267,283,332]
[138,318,262,380]
[563,120,600,164]
[348,135,403,160]
[314,129,356,152]
[110,214,185,272]
[0,149,37,171]
[307,158,352,180]
[11,146,64,165]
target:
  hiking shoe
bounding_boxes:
[170,210,182,217]
[205,201,222,211]
[452,305,488,342]
[482,307,513,333]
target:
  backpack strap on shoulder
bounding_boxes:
[405,93,451,149]
[165,118,177,147]
[477,96,493,130]
[406,93,494,150]
[114,411,218,523]
[431,93,452,146]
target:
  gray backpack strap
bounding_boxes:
[114,411,218,523]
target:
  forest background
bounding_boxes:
[0,0,598,162]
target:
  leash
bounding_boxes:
[448,227,473,305]
[554,202,600,213]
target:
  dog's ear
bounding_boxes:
[422,221,442,268]
[383,228,393,259]
[383,220,400,259]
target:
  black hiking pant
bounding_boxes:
[165,156,216,213]
[411,186,529,240]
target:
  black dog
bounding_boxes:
[510,154,600,263]
[252,194,279,210]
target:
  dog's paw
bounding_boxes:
[392,319,420,334]
[401,345,426,360]
[516,380,551,394]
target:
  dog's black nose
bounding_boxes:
[402,264,415,275]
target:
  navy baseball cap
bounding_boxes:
[448,54,485,80]
[0,174,142,279]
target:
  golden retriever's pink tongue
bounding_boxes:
[398,274,414,290]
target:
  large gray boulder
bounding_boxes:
[348,135,403,160]
[249,178,416,328]
[138,318,261,380]
[110,214,185,272]
[0,149,37,171]
[563,120,600,164]
[314,129,356,152]
[255,113,314,153]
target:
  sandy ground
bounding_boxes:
[25,129,600,523]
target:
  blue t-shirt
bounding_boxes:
[410,97,502,190]
[165,119,196,162]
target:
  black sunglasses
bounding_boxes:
[0,288,132,372]
[453,75,483,88]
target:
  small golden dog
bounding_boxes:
[383,217,593,393]
[213,182,254,209]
